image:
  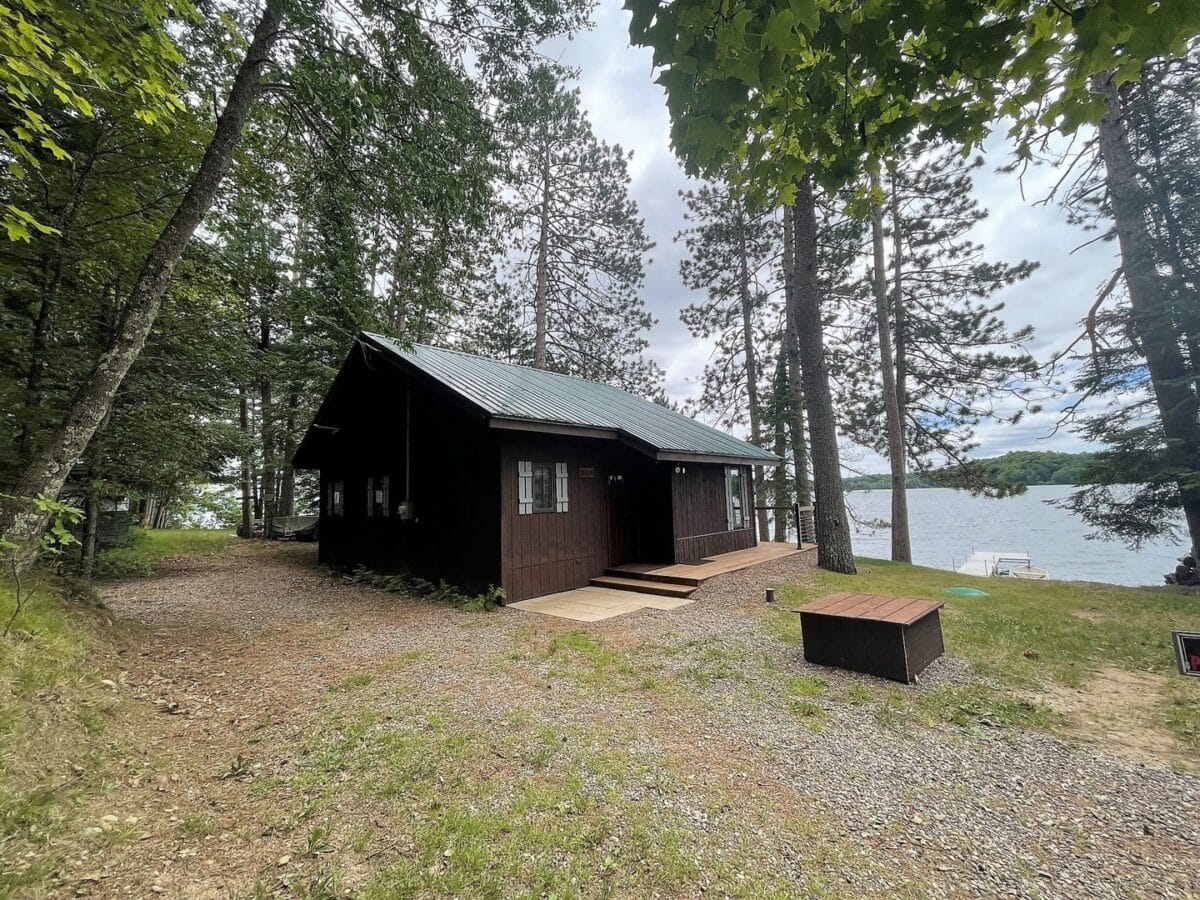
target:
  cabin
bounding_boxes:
[292,333,780,603]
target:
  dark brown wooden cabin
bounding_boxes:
[293,333,780,603]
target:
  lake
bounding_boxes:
[842,485,1186,586]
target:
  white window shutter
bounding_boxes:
[555,462,569,512]
[518,460,533,515]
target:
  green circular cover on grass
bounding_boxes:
[944,586,990,597]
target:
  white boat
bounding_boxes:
[956,551,1049,580]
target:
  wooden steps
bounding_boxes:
[603,565,701,587]
[588,575,695,598]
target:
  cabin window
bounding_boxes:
[532,464,554,512]
[726,467,747,530]
[367,475,389,517]
[518,460,568,514]
[327,481,344,516]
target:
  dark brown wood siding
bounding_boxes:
[499,436,671,602]
[313,353,501,594]
[670,463,756,563]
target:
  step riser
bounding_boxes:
[589,577,694,598]
[603,568,700,587]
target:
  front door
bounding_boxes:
[607,472,635,565]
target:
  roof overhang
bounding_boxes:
[655,450,783,466]
[488,416,781,466]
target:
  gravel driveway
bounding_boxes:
[68,541,1200,898]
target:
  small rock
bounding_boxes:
[277,855,291,867]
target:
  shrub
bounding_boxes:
[351,567,503,612]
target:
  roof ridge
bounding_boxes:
[365,332,657,400]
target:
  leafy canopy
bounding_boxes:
[625,0,1200,197]
[0,0,192,240]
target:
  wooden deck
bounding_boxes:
[509,541,812,623]
[605,541,809,587]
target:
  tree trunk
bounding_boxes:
[781,204,813,542]
[79,489,100,579]
[870,176,912,563]
[889,166,908,429]
[239,387,253,539]
[788,178,856,573]
[771,353,791,542]
[0,5,283,560]
[259,314,276,538]
[735,201,769,541]
[532,142,552,369]
[1095,72,1200,553]
[279,388,299,517]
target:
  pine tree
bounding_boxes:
[1056,57,1200,550]
[837,142,1040,556]
[485,64,661,394]
[677,180,780,540]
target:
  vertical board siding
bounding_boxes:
[313,353,502,594]
[499,435,616,602]
[670,463,756,563]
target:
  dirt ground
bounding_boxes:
[38,542,1200,898]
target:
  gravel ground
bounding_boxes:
[77,541,1200,898]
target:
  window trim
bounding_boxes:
[518,460,568,515]
[725,467,747,531]
[327,480,345,517]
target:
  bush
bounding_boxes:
[351,567,503,612]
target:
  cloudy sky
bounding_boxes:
[542,4,1122,473]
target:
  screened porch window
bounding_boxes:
[367,475,390,517]
[726,467,747,530]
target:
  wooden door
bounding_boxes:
[607,473,635,565]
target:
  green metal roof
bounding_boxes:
[363,333,780,465]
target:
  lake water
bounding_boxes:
[842,485,1186,586]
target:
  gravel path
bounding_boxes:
[81,541,1200,899]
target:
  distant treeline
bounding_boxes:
[845,451,1098,491]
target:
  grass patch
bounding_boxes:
[541,630,663,692]
[332,673,373,691]
[779,557,1200,689]
[290,705,842,899]
[0,580,127,894]
[774,558,1200,754]
[94,527,233,577]
[917,685,1061,730]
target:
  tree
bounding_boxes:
[1055,56,1200,549]
[837,144,1039,559]
[677,179,779,539]
[485,64,661,393]
[784,178,855,573]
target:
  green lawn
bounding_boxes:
[0,580,120,894]
[94,527,234,577]
[774,558,1200,750]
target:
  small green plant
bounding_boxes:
[785,675,826,697]
[0,493,82,636]
[845,682,872,706]
[352,567,503,611]
[334,673,373,691]
[305,823,335,856]
[221,754,255,780]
